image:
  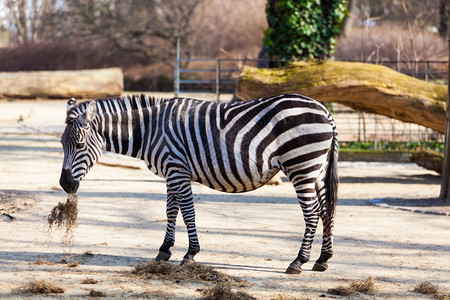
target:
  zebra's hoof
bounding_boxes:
[312,262,328,272]
[155,251,171,262]
[285,264,302,274]
[180,258,195,266]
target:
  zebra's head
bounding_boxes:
[59,98,102,194]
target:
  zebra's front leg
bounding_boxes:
[166,176,200,265]
[179,195,200,265]
[286,195,320,274]
[156,192,179,262]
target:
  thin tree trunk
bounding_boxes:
[439,34,450,201]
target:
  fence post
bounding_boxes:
[174,34,180,97]
[374,114,378,150]
[216,58,220,102]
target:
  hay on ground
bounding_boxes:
[13,280,65,294]
[413,282,449,300]
[47,193,78,233]
[35,259,55,265]
[414,281,440,295]
[200,283,256,300]
[89,289,106,297]
[328,276,377,296]
[83,250,94,257]
[82,278,98,284]
[133,261,245,285]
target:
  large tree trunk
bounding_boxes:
[236,61,447,133]
[0,68,123,99]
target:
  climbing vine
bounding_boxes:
[264,0,348,62]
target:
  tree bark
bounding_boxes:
[0,68,123,99]
[439,33,450,201]
[236,61,447,134]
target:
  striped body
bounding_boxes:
[60,93,339,273]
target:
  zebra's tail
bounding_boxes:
[325,121,339,219]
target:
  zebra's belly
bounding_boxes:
[191,167,280,193]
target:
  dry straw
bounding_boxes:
[47,193,78,234]
[133,260,246,285]
[328,276,377,296]
[47,193,79,263]
[13,280,65,295]
[200,283,256,300]
[413,281,449,300]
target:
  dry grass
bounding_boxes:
[68,261,79,268]
[328,276,377,296]
[35,259,55,265]
[413,282,450,300]
[271,295,302,300]
[47,194,79,262]
[200,283,256,300]
[13,280,65,294]
[83,250,94,257]
[82,277,98,284]
[47,193,78,233]
[89,289,106,297]
[133,261,246,285]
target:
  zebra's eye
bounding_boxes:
[75,142,84,149]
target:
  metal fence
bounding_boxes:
[174,58,264,100]
[332,104,443,143]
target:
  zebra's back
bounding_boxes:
[150,93,335,193]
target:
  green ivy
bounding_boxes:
[264,0,348,62]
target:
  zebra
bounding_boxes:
[59,93,339,274]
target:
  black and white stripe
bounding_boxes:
[60,93,339,274]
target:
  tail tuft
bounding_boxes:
[325,131,339,218]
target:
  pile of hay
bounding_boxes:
[47,194,78,233]
[200,283,256,300]
[413,281,449,300]
[328,276,377,296]
[88,290,106,297]
[47,193,79,264]
[82,278,98,285]
[13,280,65,295]
[133,261,245,285]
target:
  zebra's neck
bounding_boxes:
[98,107,151,159]
[93,96,164,160]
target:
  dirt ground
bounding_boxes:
[0,99,449,299]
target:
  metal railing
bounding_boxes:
[174,58,241,100]
[332,104,443,143]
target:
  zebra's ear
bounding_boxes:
[82,101,97,124]
[67,98,77,112]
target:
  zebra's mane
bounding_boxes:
[66,94,173,123]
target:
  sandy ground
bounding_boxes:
[0,99,449,299]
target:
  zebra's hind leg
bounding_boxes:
[285,182,320,274]
[312,209,334,272]
[156,191,179,262]
[311,174,335,272]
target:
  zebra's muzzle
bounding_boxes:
[59,168,80,194]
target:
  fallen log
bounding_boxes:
[237,61,447,133]
[0,68,123,99]
[409,151,443,174]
